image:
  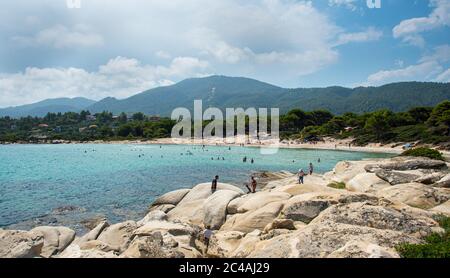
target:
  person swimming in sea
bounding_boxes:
[251,158,254,164]
[243,156,247,163]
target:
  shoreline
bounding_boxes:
[2,137,448,157]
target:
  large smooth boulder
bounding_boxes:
[327,240,400,258]
[0,229,44,258]
[134,220,196,237]
[167,199,205,225]
[280,193,336,223]
[149,204,176,213]
[220,202,284,233]
[325,160,380,183]
[227,196,249,214]
[236,192,291,213]
[272,183,337,196]
[207,231,245,257]
[263,219,296,233]
[347,173,391,193]
[97,221,137,252]
[30,226,76,258]
[366,158,447,172]
[168,183,244,225]
[137,210,168,226]
[151,189,190,206]
[120,233,184,258]
[78,221,109,244]
[57,243,118,258]
[203,190,242,229]
[178,183,244,205]
[79,240,117,252]
[248,221,422,258]
[230,230,262,258]
[415,172,447,185]
[377,183,450,209]
[433,174,450,188]
[375,170,421,185]
[311,202,440,237]
[431,200,450,216]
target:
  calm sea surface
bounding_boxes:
[0,144,390,232]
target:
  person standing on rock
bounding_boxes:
[211,175,219,192]
[298,169,305,184]
[251,176,257,193]
[203,226,213,254]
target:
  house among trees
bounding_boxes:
[86,115,97,121]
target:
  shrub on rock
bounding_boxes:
[401,147,445,161]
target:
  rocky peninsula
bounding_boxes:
[1,156,449,258]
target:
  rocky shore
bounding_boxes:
[1,156,449,258]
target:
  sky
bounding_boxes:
[0,0,449,107]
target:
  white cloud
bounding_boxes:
[393,0,450,47]
[334,27,383,46]
[419,45,450,63]
[435,68,450,82]
[0,0,393,106]
[362,44,450,86]
[328,0,359,11]
[0,56,209,107]
[365,61,442,86]
[12,24,104,48]
[155,50,172,59]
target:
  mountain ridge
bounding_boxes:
[1,76,449,117]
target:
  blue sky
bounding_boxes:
[0,0,449,107]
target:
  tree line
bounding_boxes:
[0,100,449,147]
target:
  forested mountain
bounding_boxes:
[0,97,95,118]
[2,76,449,118]
[87,76,450,116]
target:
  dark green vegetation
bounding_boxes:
[396,216,450,258]
[1,101,449,146]
[327,182,346,190]
[1,76,450,117]
[85,77,450,116]
[401,147,445,161]
[0,111,175,142]
[289,101,450,148]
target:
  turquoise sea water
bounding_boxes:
[0,144,390,232]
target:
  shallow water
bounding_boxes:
[0,144,390,231]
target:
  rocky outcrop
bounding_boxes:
[248,221,422,258]
[431,200,450,216]
[151,189,190,207]
[327,240,400,258]
[2,155,449,259]
[365,158,447,172]
[377,183,449,209]
[30,226,76,258]
[347,173,391,193]
[203,190,243,229]
[120,232,184,258]
[96,221,137,253]
[233,192,291,213]
[375,170,421,185]
[280,193,336,223]
[0,229,44,258]
[167,183,244,226]
[221,202,284,233]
